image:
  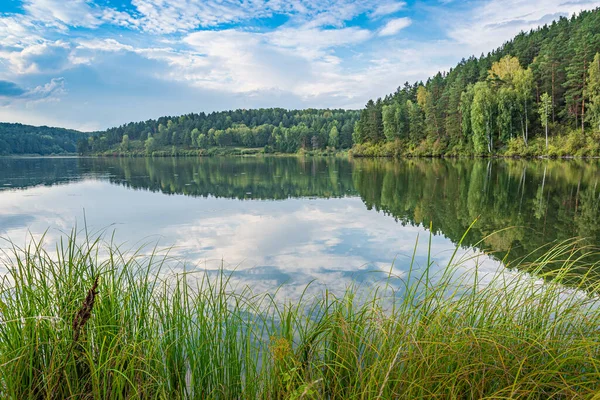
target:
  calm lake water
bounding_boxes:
[0,156,599,296]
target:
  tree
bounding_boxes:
[352,121,364,144]
[311,135,319,150]
[77,139,88,155]
[488,56,523,144]
[382,103,399,141]
[586,52,600,132]
[460,84,475,142]
[514,68,534,146]
[496,87,518,142]
[488,56,522,86]
[197,133,208,149]
[361,99,384,143]
[328,126,339,148]
[538,93,552,149]
[406,100,424,142]
[190,128,200,148]
[145,136,156,155]
[471,81,496,154]
[562,28,600,132]
[417,85,439,139]
[121,134,130,152]
[157,123,167,146]
[445,77,464,142]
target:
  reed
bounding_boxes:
[0,230,599,399]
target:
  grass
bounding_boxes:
[0,230,599,399]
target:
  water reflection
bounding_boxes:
[0,156,598,296]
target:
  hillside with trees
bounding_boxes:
[79,108,360,156]
[352,8,600,158]
[0,123,85,155]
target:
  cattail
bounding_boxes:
[72,276,99,343]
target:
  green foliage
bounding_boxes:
[0,123,86,155]
[587,52,600,131]
[1,231,599,398]
[382,103,399,141]
[90,109,359,156]
[539,92,553,148]
[145,136,156,155]
[352,9,600,157]
[471,81,495,153]
[328,125,339,148]
[121,134,130,151]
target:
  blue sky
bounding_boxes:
[1,0,599,131]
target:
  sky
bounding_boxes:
[1,0,599,131]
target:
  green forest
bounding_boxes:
[78,108,360,156]
[353,8,600,157]
[0,123,81,155]
[1,9,600,157]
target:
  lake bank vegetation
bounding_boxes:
[352,9,600,158]
[76,108,359,157]
[1,231,600,398]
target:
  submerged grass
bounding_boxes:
[0,230,599,399]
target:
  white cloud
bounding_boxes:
[0,77,66,108]
[446,0,600,55]
[25,77,66,103]
[127,0,399,33]
[269,27,372,51]
[20,0,139,31]
[0,40,71,75]
[178,27,374,96]
[76,38,135,53]
[378,17,412,36]
[371,2,406,18]
[0,15,44,48]
[22,0,102,29]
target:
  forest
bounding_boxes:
[352,8,600,157]
[0,123,82,155]
[77,108,360,156]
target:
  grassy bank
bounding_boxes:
[88,140,345,158]
[1,233,599,399]
[87,131,600,159]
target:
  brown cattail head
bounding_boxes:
[72,276,99,343]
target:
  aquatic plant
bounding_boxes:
[0,230,599,399]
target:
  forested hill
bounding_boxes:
[81,108,360,155]
[352,8,600,157]
[0,123,86,155]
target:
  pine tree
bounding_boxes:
[586,52,600,132]
[538,93,552,149]
[382,103,399,141]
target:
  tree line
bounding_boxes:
[352,8,600,157]
[79,108,359,155]
[0,123,80,155]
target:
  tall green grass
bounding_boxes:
[0,231,599,399]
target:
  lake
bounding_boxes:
[0,156,599,297]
